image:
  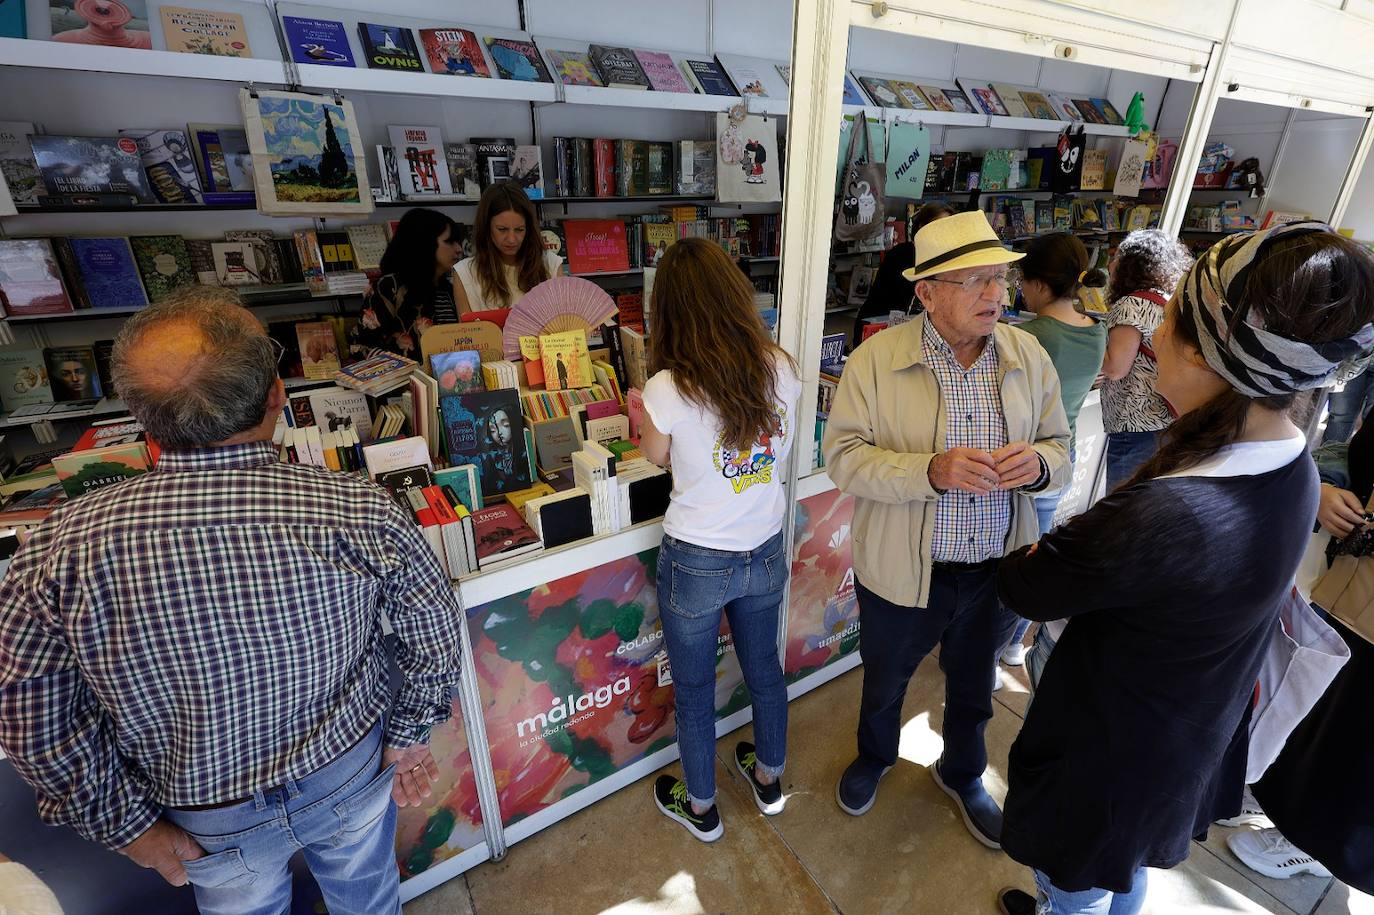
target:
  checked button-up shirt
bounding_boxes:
[0,441,463,849]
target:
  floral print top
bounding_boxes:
[347,273,459,361]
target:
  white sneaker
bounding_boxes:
[1216,786,1273,829]
[1227,827,1331,880]
[993,667,1005,692]
[1002,642,1028,666]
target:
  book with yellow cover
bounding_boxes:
[539,329,593,392]
[505,481,555,512]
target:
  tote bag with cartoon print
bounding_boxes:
[835,112,886,242]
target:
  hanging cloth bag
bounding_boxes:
[1246,582,1352,783]
[835,111,886,242]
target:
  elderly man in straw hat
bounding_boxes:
[824,211,1069,848]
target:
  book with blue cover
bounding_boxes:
[282,16,355,67]
[67,238,148,309]
[439,389,531,498]
[682,58,736,96]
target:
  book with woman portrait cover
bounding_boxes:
[440,389,531,498]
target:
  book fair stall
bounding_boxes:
[1,0,1374,910]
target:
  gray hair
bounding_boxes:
[1109,229,1194,305]
[112,288,278,449]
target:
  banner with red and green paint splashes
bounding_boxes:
[785,489,860,682]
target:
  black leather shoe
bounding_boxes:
[835,757,892,816]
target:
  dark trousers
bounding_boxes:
[855,564,1012,790]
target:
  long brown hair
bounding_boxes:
[650,238,795,451]
[472,183,549,306]
[1127,232,1374,486]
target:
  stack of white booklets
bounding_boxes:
[571,440,621,536]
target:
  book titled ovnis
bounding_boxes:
[564,219,629,276]
[357,23,422,72]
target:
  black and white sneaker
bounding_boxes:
[653,775,724,842]
[734,742,785,815]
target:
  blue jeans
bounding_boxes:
[1105,431,1161,492]
[1026,625,1057,692]
[657,530,789,807]
[1321,366,1374,444]
[1034,866,1148,915]
[165,722,400,915]
[855,564,1013,788]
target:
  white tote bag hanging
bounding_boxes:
[1246,584,1351,783]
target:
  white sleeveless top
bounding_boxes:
[454,251,563,311]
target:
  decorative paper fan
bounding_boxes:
[501,276,618,359]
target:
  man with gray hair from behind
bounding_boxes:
[0,287,463,915]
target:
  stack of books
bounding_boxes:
[335,353,418,396]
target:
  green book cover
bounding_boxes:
[129,235,195,303]
[52,442,151,500]
[978,149,1015,192]
[646,142,674,195]
[628,140,650,196]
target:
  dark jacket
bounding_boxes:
[347,273,458,361]
[1254,423,1374,894]
[997,456,1318,892]
[851,242,916,346]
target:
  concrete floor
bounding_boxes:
[405,657,1372,915]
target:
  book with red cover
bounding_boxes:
[564,220,630,275]
[472,502,542,565]
[593,139,615,198]
[419,28,491,78]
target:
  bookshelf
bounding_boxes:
[0,36,286,84]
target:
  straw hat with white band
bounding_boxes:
[903,211,1024,282]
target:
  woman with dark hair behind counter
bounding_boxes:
[850,202,955,346]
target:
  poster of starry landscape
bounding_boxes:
[238,88,373,215]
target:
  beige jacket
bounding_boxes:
[822,315,1070,608]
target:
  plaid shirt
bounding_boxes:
[923,321,1019,563]
[0,441,462,849]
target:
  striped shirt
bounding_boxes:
[923,321,1012,563]
[0,441,462,849]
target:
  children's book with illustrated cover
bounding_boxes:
[484,37,552,82]
[52,442,151,500]
[420,28,490,77]
[0,350,53,412]
[282,16,354,67]
[0,239,73,316]
[634,50,692,93]
[358,23,423,72]
[545,48,602,87]
[440,389,532,498]
[539,329,593,392]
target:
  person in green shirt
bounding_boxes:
[1001,232,1108,667]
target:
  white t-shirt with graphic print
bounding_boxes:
[642,360,802,552]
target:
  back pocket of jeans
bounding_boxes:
[331,762,396,847]
[182,848,255,889]
[669,562,731,618]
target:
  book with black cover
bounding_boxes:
[683,58,737,96]
[358,22,424,72]
[588,44,650,89]
[29,136,153,202]
[526,489,593,549]
[440,389,531,497]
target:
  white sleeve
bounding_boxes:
[0,863,63,915]
[641,371,680,435]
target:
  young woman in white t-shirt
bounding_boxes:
[639,238,801,842]
[453,183,562,315]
